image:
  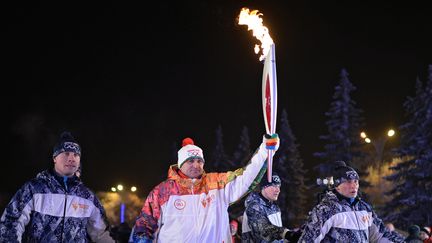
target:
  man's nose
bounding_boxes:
[193,161,201,167]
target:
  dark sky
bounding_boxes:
[2,1,431,197]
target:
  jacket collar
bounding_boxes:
[167,164,206,188]
[46,169,80,191]
[333,189,360,206]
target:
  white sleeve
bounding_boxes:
[224,142,268,203]
[87,202,115,243]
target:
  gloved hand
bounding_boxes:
[284,229,302,242]
[263,133,279,151]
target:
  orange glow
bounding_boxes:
[238,7,274,61]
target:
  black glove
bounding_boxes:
[284,229,302,242]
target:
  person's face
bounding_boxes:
[419,231,429,240]
[261,184,281,201]
[230,223,237,235]
[53,152,80,177]
[180,158,204,178]
[336,179,359,198]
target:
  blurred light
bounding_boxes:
[131,186,137,192]
[365,138,371,143]
[360,132,367,138]
[111,187,117,192]
[120,203,125,223]
[387,129,395,137]
[117,184,124,191]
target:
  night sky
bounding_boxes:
[2,1,431,199]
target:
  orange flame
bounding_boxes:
[238,7,274,61]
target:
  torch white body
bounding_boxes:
[262,44,278,182]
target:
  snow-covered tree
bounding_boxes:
[208,125,233,172]
[274,109,307,227]
[232,126,252,166]
[384,66,432,229]
[314,68,366,176]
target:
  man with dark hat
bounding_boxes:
[0,131,114,242]
[242,174,298,242]
[131,134,279,242]
[298,161,405,243]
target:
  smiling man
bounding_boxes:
[299,161,405,243]
[131,135,279,242]
[0,131,114,242]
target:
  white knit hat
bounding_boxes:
[177,138,204,168]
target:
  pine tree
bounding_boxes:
[384,66,432,229]
[232,126,253,166]
[314,68,366,176]
[274,109,308,227]
[208,125,233,172]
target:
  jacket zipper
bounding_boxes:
[61,192,67,242]
[352,205,362,240]
[61,177,68,243]
[191,179,195,194]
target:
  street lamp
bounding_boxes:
[360,129,395,166]
[360,129,396,185]
[111,184,137,224]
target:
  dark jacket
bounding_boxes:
[0,169,113,243]
[298,190,405,243]
[242,191,286,243]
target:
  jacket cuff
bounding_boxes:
[281,228,289,239]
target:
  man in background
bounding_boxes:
[0,131,114,242]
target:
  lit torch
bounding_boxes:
[239,7,278,182]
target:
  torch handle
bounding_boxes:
[262,44,278,182]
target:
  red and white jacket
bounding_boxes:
[132,143,269,243]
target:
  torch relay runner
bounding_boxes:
[130,134,279,242]
[130,6,283,243]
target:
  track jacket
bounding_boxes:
[132,142,269,243]
[0,169,113,243]
[298,190,405,243]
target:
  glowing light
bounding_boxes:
[238,7,274,61]
[387,129,395,137]
[117,184,123,191]
[365,138,371,143]
[360,132,367,138]
[131,186,137,192]
[111,187,116,192]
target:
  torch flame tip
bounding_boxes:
[238,7,274,61]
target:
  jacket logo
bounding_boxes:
[72,202,89,212]
[361,214,371,223]
[346,171,359,179]
[174,199,186,210]
[201,194,215,208]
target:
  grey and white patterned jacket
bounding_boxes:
[298,190,405,243]
[242,191,286,243]
[0,169,113,243]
